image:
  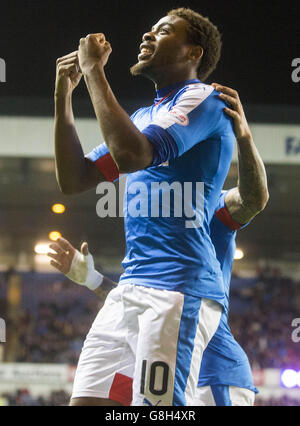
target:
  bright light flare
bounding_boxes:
[34,243,54,255]
[234,248,244,260]
[281,369,299,388]
[49,231,62,242]
[52,204,66,214]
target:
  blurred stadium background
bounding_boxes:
[0,0,299,406]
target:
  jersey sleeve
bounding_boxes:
[142,84,232,161]
[86,143,120,183]
[86,110,145,179]
[214,191,251,231]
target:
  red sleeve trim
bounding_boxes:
[94,153,120,182]
[109,373,133,406]
[215,206,242,231]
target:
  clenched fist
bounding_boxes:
[78,33,112,75]
[55,51,82,98]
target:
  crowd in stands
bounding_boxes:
[1,390,300,407]
[229,267,300,370]
[1,268,298,369]
[16,296,101,364]
[255,396,300,407]
[0,272,103,364]
[0,389,300,407]
[0,389,69,406]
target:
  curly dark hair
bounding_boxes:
[168,8,222,81]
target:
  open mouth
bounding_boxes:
[138,44,155,61]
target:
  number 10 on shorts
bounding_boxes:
[140,360,170,399]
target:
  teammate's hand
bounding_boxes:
[48,237,77,274]
[48,237,103,290]
[212,83,252,142]
[55,51,82,98]
[78,33,112,75]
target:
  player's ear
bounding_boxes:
[189,45,203,64]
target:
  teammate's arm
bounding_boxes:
[78,34,154,174]
[47,238,117,301]
[212,84,269,225]
[55,52,108,195]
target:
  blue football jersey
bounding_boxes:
[88,80,235,305]
[198,192,258,393]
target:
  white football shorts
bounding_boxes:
[71,284,222,406]
[193,385,255,406]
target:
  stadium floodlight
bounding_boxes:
[52,204,66,214]
[34,243,54,255]
[234,248,244,260]
[49,231,62,242]
[281,369,298,388]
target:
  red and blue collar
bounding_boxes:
[154,79,201,105]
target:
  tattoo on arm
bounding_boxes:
[225,138,269,225]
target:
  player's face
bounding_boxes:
[130,15,193,79]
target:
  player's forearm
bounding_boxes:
[237,135,269,215]
[84,66,153,173]
[54,95,90,194]
[94,276,117,300]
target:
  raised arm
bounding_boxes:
[55,52,107,195]
[212,84,269,225]
[78,34,154,174]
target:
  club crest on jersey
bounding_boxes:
[169,109,189,126]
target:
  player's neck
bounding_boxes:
[154,70,198,92]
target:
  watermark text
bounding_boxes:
[0,318,6,343]
[291,318,300,343]
[0,58,6,83]
[96,180,205,229]
[291,58,300,83]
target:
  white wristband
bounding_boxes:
[66,250,104,291]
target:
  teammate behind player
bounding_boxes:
[194,83,269,406]
[49,84,268,406]
[54,9,235,406]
